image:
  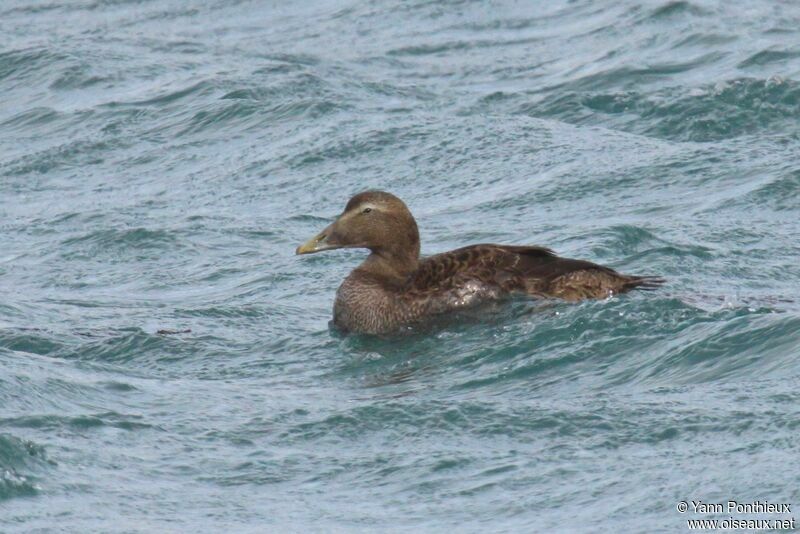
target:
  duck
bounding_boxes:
[296,191,662,334]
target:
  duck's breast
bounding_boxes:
[333,274,407,334]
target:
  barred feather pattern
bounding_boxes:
[332,244,663,334]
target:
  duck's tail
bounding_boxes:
[621,275,665,292]
[541,269,665,301]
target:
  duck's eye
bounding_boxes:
[362,207,372,214]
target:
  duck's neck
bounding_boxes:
[360,243,420,284]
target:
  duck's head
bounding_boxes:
[296,191,420,265]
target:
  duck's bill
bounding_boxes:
[296,224,340,255]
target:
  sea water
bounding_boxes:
[1,0,799,531]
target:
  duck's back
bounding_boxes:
[409,244,661,303]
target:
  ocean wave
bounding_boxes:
[0,47,67,85]
[333,297,797,395]
[739,170,800,211]
[1,413,155,432]
[0,434,50,501]
[1,137,126,177]
[2,0,800,529]
[518,77,800,142]
[61,227,177,248]
[0,107,61,129]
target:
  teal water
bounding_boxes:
[2,0,799,531]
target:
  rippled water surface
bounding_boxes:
[2,0,799,531]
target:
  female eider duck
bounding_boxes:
[296,191,662,334]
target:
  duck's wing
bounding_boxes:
[408,244,663,300]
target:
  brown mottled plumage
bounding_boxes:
[296,191,663,334]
